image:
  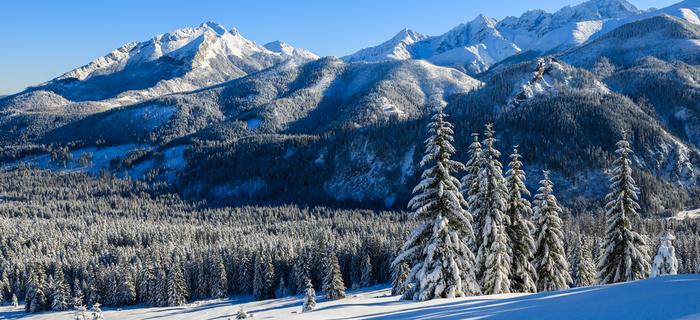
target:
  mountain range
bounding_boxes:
[2,0,700,214]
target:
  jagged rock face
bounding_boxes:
[506,57,609,108]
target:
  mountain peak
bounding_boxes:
[264,40,319,61]
[556,0,640,22]
[389,28,426,43]
[47,21,318,102]
[470,14,498,27]
[342,28,425,62]
[263,40,288,52]
[198,21,228,35]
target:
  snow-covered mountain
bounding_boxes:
[264,40,320,61]
[33,22,317,104]
[343,29,427,62]
[344,14,521,74]
[344,0,700,74]
[44,57,481,146]
[562,15,700,68]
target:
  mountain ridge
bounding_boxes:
[2,0,700,214]
[343,0,698,74]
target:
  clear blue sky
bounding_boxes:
[0,0,677,95]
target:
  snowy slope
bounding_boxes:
[625,0,700,25]
[165,57,482,134]
[343,0,700,73]
[561,15,700,68]
[416,15,521,74]
[6,275,700,320]
[342,29,427,62]
[669,208,700,220]
[344,0,643,73]
[264,40,320,61]
[31,22,317,103]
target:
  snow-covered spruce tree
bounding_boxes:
[323,254,346,300]
[11,293,18,309]
[475,124,511,295]
[238,253,253,294]
[91,302,105,320]
[462,132,483,250]
[293,253,310,294]
[210,252,228,298]
[597,136,650,284]
[393,110,479,301]
[276,276,289,298]
[154,268,167,307]
[572,236,597,287]
[75,305,89,320]
[25,268,47,313]
[532,171,571,292]
[360,253,373,288]
[116,266,136,306]
[84,267,100,308]
[264,253,276,299]
[253,254,265,300]
[138,263,155,305]
[391,262,410,296]
[73,278,85,308]
[302,278,317,312]
[166,261,188,306]
[505,146,537,293]
[51,268,70,311]
[253,251,276,300]
[650,232,679,278]
[236,306,250,319]
[103,271,118,306]
[0,271,6,303]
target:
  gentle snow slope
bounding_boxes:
[5,274,700,320]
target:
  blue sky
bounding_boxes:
[0,0,678,95]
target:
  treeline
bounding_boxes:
[0,168,408,312]
[0,167,698,313]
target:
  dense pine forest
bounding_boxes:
[1,136,699,313]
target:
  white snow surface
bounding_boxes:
[343,29,427,62]
[668,208,700,220]
[5,144,151,175]
[264,40,320,61]
[5,275,700,320]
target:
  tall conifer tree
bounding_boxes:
[533,171,571,292]
[394,110,480,300]
[505,146,537,293]
[597,135,650,283]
